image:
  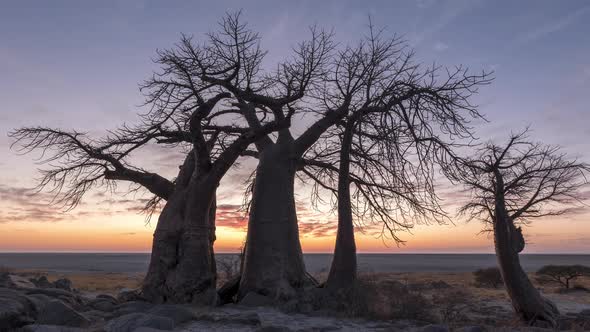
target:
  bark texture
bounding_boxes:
[493,173,559,327]
[326,121,357,290]
[141,154,218,304]
[239,138,306,300]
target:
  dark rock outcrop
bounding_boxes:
[0,287,37,330]
[36,299,90,327]
[104,312,174,332]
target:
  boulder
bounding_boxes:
[113,301,154,317]
[96,294,118,303]
[0,274,36,289]
[53,279,73,292]
[88,298,116,312]
[25,288,77,299]
[82,309,112,322]
[218,275,241,304]
[117,288,142,303]
[147,305,196,325]
[0,287,37,330]
[19,324,86,332]
[104,313,174,332]
[412,324,450,332]
[191,287,219,307]
[239,292,274,307]
[26,294,53,313]
[133,328,173,332]
[29,276,53,289]
[456,327,486,332]
[36,299,90,327]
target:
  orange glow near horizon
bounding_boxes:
[1,210,588,253]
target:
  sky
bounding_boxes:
[0,0,589,253]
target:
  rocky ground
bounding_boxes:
[1,271,589,332]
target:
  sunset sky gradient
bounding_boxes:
[1,0,589,253]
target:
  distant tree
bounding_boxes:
[536,265,590,289]
[452,130,590,327]
[473,267,503,288]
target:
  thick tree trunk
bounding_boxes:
[239,139,307,300]
[327,121,357,290]
[493,173,559,326]
[141,154,218,304]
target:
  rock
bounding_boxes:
[191,287,220,306]
[19,324,86,332]
[147,304,196,325]
[256,327,292,332]
[88,298,116,312]
[96,294,118,303]
[29,276,53,289]
[218,275,241,304]
[239,292,274,307]
[82,309,112,322]
[133,328,173,332]
[0,274,36,289]
[117,288,141,303]
[26,294,52,312]
[0,287,37,330]
[413,324,450,332]
[113,301,154,317]
[194,307,260,325]
[456,326,486,332]
[25,287,77,299]
[579,309,590,317]
[53,278,73,292]
[36,299,90,327]
[104,313,174,332]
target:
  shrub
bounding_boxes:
[473,267,503,288]
[432,289,472,324]
[217,255,241,283]
[536,265,590,289]
[304,277,434,321]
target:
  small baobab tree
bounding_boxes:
[298,26,491,290]
[453,130,589,326]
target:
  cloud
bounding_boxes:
[410,0,480,46]
[0,184,65,223]
[215,204,248,229]
[514,6,590,45]
[433,41,449,52]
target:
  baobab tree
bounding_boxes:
[454,130,589,326]
[234,23,491,298]
[10,12,328,304]
[295,27,490,290]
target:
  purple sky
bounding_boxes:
[1,1,589,253]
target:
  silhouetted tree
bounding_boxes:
[536,265,590,290]
[298,25,490,291]
[454,130,589,326]
[10,12,322,304]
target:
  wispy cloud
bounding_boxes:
[433,41,449,52]
[514,6,590,45]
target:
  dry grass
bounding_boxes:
[9,269,144,294]
[47,272,144,294]
[0,265,14,273]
